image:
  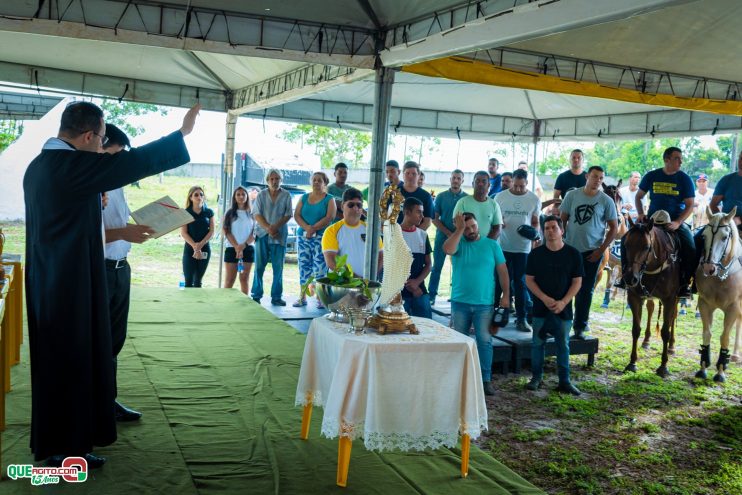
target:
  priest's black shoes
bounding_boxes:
[115,401,142,422]
[46,453,107,469]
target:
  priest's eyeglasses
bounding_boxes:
[90,130,109,146]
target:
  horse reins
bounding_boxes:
[701,222,741,281]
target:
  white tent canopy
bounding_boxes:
[0,0,739,138]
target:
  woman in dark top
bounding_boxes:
[180,185,215,287]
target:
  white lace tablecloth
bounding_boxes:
[295,316,488,452]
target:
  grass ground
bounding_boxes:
[2,175,739,494]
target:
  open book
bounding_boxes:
[130,195,193,239]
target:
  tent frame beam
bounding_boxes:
[229,65,373,115]
[0,0,376,68]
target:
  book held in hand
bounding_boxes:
[130,195,193,239]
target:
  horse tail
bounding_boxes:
[655,302,662,338]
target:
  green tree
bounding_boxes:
[281,124,371,169]
[0,119,24,152]
[100,100,168,138]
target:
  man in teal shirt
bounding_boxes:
[444,212,510,396]
[429,169,467,304]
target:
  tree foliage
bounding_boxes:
[0,119,24,152]
[281,123,371,169]
[536,137,732,184]
[100,100,168,138]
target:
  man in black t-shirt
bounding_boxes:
[553,149,587,200]
[525,215,584,395]
[396,161,435,229]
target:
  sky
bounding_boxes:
[127,105,591,173]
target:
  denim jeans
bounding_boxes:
[251,235,286,300]
[451,301,494,381]
[573,251,603,331]
[428,233,448,298]
[531,316,572,383]
[403,294,432,318]
[498,251,527,321]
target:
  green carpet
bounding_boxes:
[2,287,543,494]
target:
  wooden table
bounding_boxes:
[1,254,23,368]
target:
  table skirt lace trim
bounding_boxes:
[295,390,324,407]
[320,417,487,452]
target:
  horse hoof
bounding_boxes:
[695,369,707,379]
[713,374,726,383]
[668,347,676,355]
[624,363,637,373]
[656,366,670,378]
[641,342,650,350]
[732,354,740,363]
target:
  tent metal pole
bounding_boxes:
[730,134,739,173]
[532,119,540,194]
[219,112,238,289]
[364,66,394,281]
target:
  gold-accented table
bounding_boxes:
[296,316,487,487]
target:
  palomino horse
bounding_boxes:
[695,206,742,382]
[621,215,680,377]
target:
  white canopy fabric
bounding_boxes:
[0,0,739,137]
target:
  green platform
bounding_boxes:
[2,287,543,494]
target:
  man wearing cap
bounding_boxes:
[710,151,742,231]
[620,171,647,220]
[693,173,714,229]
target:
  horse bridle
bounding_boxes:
[701,222,740,281]
[626,227,673,295]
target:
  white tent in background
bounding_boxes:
[0,97,70,220]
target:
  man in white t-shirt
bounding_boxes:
[322,188,382,278]
[693,173,714,228]
[619,171,646,219]
[495,169,541,331]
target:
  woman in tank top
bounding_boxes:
[222,186,256,295]
[293,171,336,306]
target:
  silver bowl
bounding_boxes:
[315,278,382,323]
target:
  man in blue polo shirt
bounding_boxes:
[429,169,467,305]
[710,150,742,231]
[620,146,695,297]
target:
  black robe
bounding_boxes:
[23,131,190,460]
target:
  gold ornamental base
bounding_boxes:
[367,293,418,335]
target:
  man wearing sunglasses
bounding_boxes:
[24,100,200,468]
[322,188,382,277]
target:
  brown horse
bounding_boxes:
[695,207,742,382]
[595,183,659,346]
[595,181,627,303]
[621,216,680,377]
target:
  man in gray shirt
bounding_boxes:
[560,166,618,338]
[252,168,293,306]
[429,169,467,304]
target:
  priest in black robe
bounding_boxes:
[23,101,200,465]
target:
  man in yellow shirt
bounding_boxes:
[322,188,382,278]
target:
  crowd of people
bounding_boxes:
[174,148,742,398]
[22,98,742,466]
